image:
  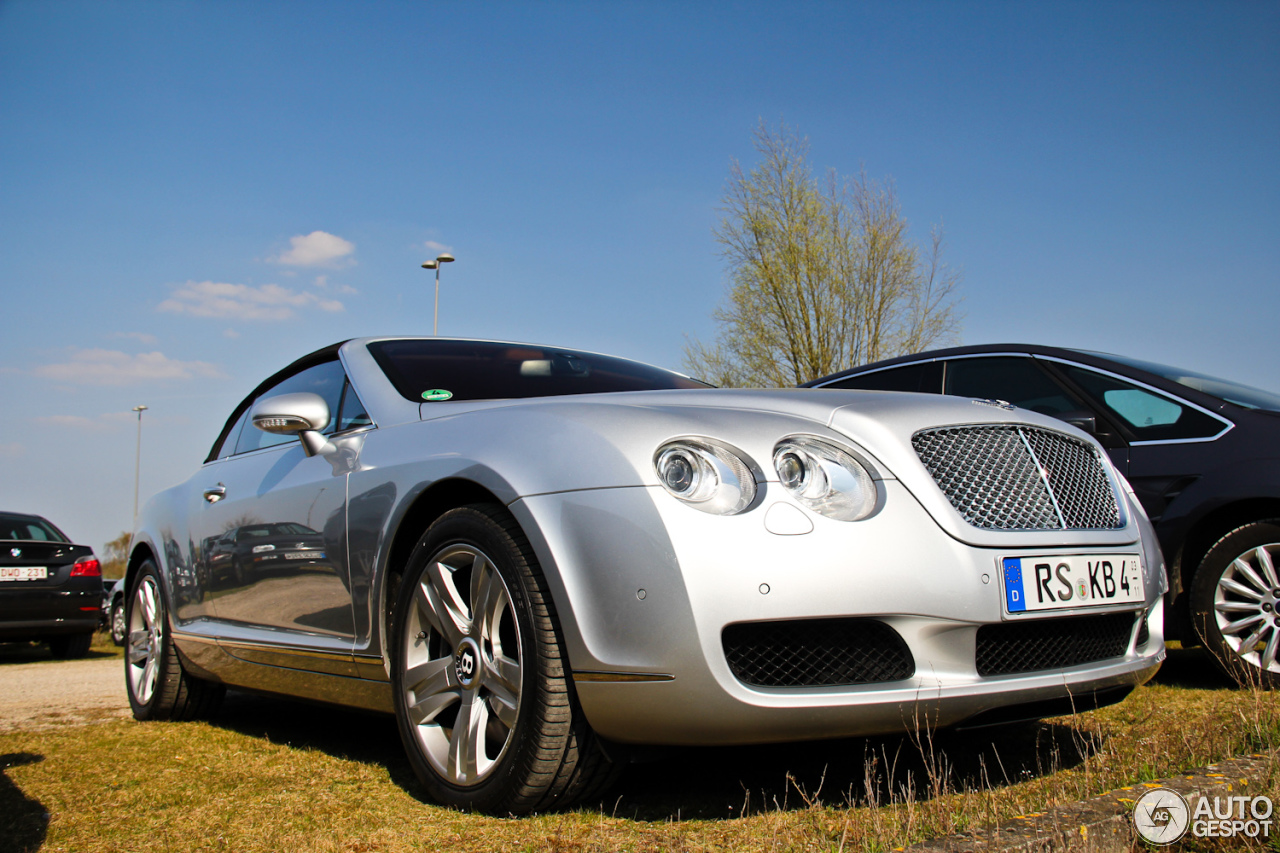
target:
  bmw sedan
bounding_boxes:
[124,337,1166,813]
[0,511,103,658]
[807,344,1280,688]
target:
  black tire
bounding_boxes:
[1191,520,1280,689]
[48,632,93,659]
[390,504,621,814]
[125,560,224,721]
[110,598,127,647]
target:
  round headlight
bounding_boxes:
[772,437,876,521]
[656,447,701,497]
[653,439,756,515]
[775,450,809,492]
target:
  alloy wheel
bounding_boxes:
[1213,543,1280,674]
[127,575,163,704]
[401,543,523,786]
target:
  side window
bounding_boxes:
[216,407,252,460]
[1058,365,1226,441]
[944,357,1084,416]
[234,360,348,455]
[824,362,941,393]
[335,379,373,432]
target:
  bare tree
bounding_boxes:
[101,531,131,579]
[685,122,963,387]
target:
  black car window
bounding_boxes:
[233,359,348,455]
[823,362,941,393]
[368,339,708,402]
[0,514,66,542]
[944,357,1084,416]
[1058,364,1226,441]
[1076,351,1280,412]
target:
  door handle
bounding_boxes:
[203,484,227,503]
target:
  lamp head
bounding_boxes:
[436,253,455,264]
[421,261,439,270]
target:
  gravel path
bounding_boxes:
[0,655,130,732]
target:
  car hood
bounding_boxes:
[406,387,1138,548]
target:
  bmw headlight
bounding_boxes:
[654,439,757,515]
[772,437,876,521]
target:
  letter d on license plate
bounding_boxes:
[1003,554,1144,613]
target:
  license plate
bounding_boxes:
[1002,554,1144,613]
[0,566,48,581]
[284,551,322,560]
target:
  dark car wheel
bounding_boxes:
[1191,520,1280,689]
[391,504,619,814]
[125,560,224,720]
[48,632,93,659]
[110,597,127,647]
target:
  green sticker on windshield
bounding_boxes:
[422,389,453,402]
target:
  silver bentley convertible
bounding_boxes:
[125,337,1167,813]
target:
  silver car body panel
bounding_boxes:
[131,337,1167,746]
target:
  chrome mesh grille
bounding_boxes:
[912,425,1122,531]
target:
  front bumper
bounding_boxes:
[513,481,1165,746]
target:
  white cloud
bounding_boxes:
[271,231,355,267]
[34,409,168,427]
[33,349,227,386]
[0,442,23,457]
[312,275,359,295]
[158,281,345,320]
[424,240,453,254]
[223,328,241,338]
[34,415,113,431]
[112,331,159,345]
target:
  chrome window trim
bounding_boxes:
[815,352,1234,446]
[809,355,948,386]
[1032,354,1234,445]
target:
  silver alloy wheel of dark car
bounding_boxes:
[110,597,127,647]
[1212,545,1280,670]
[401,540,523,786]
[1193,520,1280,689]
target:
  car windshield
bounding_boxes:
[1078,351,1280,412]
[368,339,709,402]
[0,513,68,542]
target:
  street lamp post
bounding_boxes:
[421,253,456,335]
[132,405,148,521]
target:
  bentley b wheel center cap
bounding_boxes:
[454,637,480,686]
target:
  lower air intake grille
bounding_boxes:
[976,612,1136,676]
[723,618,915,687]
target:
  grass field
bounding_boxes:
[2,644,1277,852]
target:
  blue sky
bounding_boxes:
[2,1,1277,555]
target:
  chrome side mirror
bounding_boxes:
[250,392,334,457]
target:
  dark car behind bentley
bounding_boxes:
[0,511,103,658]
